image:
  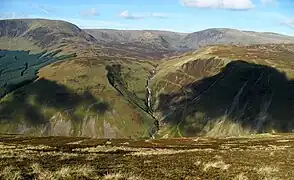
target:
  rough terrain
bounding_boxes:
[1,134,294,179]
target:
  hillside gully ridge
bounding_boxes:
[1,17,294,179]
[146,67,159,138]
[146,68,155,113]
[1,19,294,137]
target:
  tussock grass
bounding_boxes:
[0,135,294,179]
[130,147,213,156]
[72,145,141,153]
[234,173,249,180]
[256,166,279,176]
[102,172,142,180]
[0,166,21,180]
[103,172,124,180]
[31,163,96,180]
[202,160,231,172]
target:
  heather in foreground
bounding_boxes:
[1,134,294,179]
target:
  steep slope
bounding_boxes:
[150,44,294,138]
[0,54,157,138]
[0,49,76,99]
[0,19,158,137]
[0,19,98,56]
[2,18,294,138]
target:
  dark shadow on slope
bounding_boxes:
[106,64,159,137]
[106,64,148,112]
[158,60,294,136]
[0,78,109,128]
[0,50,76,99]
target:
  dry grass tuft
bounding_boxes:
[130,148,213,156]
[103,172,124,180]
[0,166,22,180]
[234,173,249,180]
[0,135,294,179]
[203,160,231,171]
[256,166,279,175]
[30,163,96,180]
[102,172,142,180]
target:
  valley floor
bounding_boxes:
[0,134,294,180]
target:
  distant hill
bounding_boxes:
[0,19,177,59]
[1,19,294,59]
[85,28,294,54]
[0,19,98,56]
[85,29,186,50]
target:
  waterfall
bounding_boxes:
[146,69,155,113]
[145,68,159,138]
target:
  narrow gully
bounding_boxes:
[145,68,159,138]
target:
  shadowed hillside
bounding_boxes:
[0,53,157,138]
[154,60,294,137]
[150,44,294,137]
[0,50,76,99]
[0,78,109,135]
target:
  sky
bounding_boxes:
[1,0,294,35]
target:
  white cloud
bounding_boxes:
[119,10,145,19]
[80,8,100,17]
[284,18,294,28]
[181,0,255,10]
[119,11,169,20]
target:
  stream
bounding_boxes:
[145,68,159,138]
[146,68,155,113]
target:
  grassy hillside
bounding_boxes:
[0,19,160,138]
[181,28,294,49]
[151,44,294,138]
[2,44,294,138]
[2,18,294,139]
[0,19,98,56]
[0,53,157,138]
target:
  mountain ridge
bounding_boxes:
[85,27,294,52]
[1,18,294,138]
[2,18,294,59]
